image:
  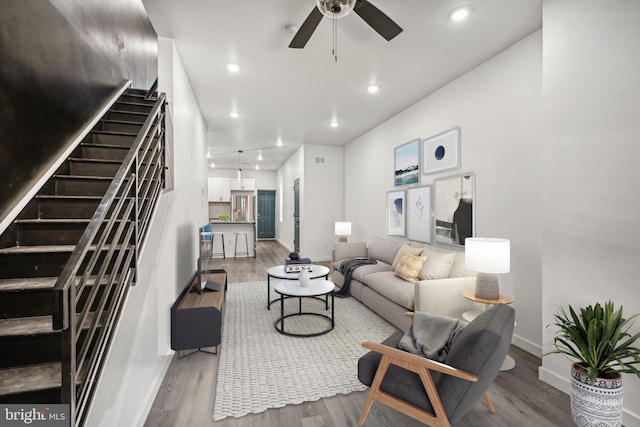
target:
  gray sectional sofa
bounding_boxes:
[331,237,479,331]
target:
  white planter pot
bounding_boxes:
[298,269,310,287]
[570,363,623,427]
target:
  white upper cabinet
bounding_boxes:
[209,177,231,202]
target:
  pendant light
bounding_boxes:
[237,150,243,183]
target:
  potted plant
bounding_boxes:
[546,301,640,427]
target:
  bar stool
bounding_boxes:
[212,232,226,259]
[234,232,249,258]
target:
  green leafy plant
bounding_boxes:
[546,301,640,382]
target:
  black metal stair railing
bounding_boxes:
[52,92,166,426]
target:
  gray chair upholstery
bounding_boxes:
[358,304,515,426]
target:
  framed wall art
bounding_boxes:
[433,173,474,247]
[386,190,406,236]
[422,127,461,175]
[394,138,420,186]
[406,186,432,243]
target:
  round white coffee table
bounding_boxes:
[266,264,330,310]
[274,279,335,337]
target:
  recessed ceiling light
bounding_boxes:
[226,62,240,73]
[449,6,470,22]
[230,111,239,119]
[367,84,379,94]
[210,162,215,168]
[330,120,338,128]
[255,164,260,170]
[257,153,263,161]
[276,138,283,147]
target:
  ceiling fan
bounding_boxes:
[289,0,402,49]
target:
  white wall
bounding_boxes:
[539,1,640,425]
[301,144,344,261]
[86,37,208,426]
[344,32,543,355]
[276,147,304,252]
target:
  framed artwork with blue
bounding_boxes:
[422,127,461,175]
[386,190,406,236]
[394,138,420,186]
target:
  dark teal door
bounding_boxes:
[293,178,300,253]
[257,190,276,239]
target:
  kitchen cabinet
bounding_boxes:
[209,177,231,202]
[230,178,255,191]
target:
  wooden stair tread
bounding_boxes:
[0,276,57,292]
[80,142,130,149]
[53,175,113,181]
[101,119,144,125]
[0,363,60,396]
[35,195,104,200]
[109,109,147,116]
[0,312,105,337]
[68,158,123,164]
[0,244,132,255]
[90,130,139,137]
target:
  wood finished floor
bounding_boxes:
[144,241,573,427]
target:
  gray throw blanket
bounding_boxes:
[333,258,377,298]
[398,312,467,362]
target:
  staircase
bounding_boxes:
[0,86,165,425]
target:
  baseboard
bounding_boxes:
[539,366,640,427]
[276,238,293,253]
[133,354,174,427]
[511,334,541,358]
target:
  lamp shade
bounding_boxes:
[465,238,510,274]
[335,221,352,236]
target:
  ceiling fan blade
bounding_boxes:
[354,0,402,41]
[289,7,324,49]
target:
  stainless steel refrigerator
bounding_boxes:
[231,194,256,222]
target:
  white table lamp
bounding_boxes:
[465,237,510,300]
[335,221,351,242]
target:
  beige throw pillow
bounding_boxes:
[394,253,428,283]
[419,247,456,280]
[392,244,425,270]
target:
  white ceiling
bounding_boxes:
[143,0,541,171]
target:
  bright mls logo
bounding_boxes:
[0,405,69,426]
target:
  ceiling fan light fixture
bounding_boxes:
[315,0,355,18]
[449,6,470,22]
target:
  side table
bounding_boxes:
[462,290,515,370]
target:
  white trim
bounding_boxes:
[512,334,542,358]
[0,80,132,235]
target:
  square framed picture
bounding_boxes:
[406,186,432,243]
[386,190,406,236]
[394,138,420,186]
[422,127,461,175]
[433,173,474,247]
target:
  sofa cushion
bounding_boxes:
[367,238,405,266]
[333,241,367,262]
[351,262,393,282]
[419,247,456,280]
[365,271,415,309]
[392,244,425,270]
[394,253,428,283]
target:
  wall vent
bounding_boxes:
[315,157,326,164]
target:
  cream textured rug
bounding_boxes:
[212,281,398,421]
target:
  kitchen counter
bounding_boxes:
[209,221,256,257]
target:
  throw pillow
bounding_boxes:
[392,244,425,270]
[394,253,428,283]
[419,247,456,280]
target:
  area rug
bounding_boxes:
[212,281,398,420]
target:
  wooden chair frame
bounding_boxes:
[358,313,495,427]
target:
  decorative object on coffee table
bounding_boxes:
[465,237,510,300]
[545,301,640,427]
[298,268,310,286]
[266,264,330,309]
